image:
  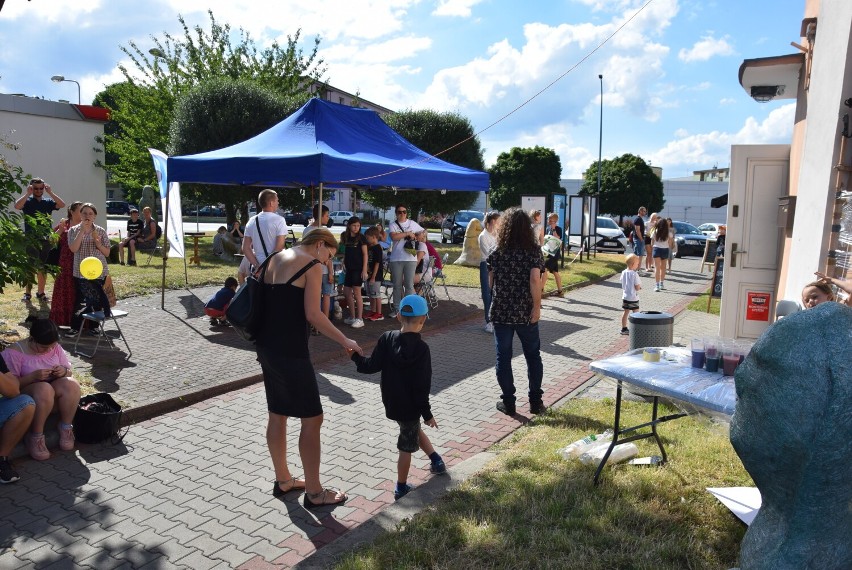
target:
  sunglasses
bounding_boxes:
[32,186,45,191]
[396,210,407,214]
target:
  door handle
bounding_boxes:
[730,243,746,268]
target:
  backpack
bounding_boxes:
[155,223,162,239]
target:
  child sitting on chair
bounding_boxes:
[205,277,238,326]
[349,294,447,501]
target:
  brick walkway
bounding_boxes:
[0,259,719,569]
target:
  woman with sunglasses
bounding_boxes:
[254,228,363,509]
[388,205,425,317]
[1,318,80,461]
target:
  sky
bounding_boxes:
[0,0,806,179]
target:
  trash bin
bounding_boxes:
[629,311,673,350]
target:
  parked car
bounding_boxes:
[568,216,629,253]
[198,206,225,217]
[284,210,312,226]
[329,210,355,226]
[673,221,709,257]
[441,210,484,244]
[106,200,132,215]
[697,222,723,239]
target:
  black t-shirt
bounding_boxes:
[126,219,143,237]
[22,196,58,233]
[0,355,8,374]
[367,243,384,280]
[633,215,645,239]
[342,232,366,271]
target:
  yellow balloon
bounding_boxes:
[80,256,103,280]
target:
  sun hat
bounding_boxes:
[399,294,428,317]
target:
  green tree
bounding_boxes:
[360,109,485,217]
[579,153,664,222]
[488,146,563,211]
[96,10,325,201]
[168,78,307,222]
[0,134,55,293]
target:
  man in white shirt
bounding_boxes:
[242,189,288,269]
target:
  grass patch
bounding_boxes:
[687,288,721,316]
[336,399,750,570]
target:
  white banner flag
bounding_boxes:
[148,148,185,258]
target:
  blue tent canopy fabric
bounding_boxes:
[167,98,489,192]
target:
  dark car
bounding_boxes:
[673,221,709,258]
[441,210,484,244]
[284,210,312,226]
[106,200,131,215]
[198,206,225,217]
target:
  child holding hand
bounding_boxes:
[364,227,385,321]
[620,254,641,335]
[349,295,446,501]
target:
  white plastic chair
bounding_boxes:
[775,299,801,320]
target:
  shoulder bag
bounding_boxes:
[227,250,276,342]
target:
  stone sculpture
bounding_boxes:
[138,185,158,218]
[454,217,483,267]
[730,301,852,569]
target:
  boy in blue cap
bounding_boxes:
[350,294,446,500]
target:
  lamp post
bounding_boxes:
[593,73,603,260]
[50,75,80,104]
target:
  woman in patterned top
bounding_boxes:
[67,203,111,336]
[487,207,546,417]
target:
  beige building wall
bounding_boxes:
[1,94,106,224]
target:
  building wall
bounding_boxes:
[781,0,852,301]
[1,95,106,224]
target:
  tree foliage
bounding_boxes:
[169,78,307,222]
[488,146,563,211]
[359,109,485,217]
[0,134,55,293]
[96,10,325,203]
[579,153,664,219]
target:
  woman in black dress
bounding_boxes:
[256,228,362,509]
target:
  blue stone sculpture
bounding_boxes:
[730,301,852,569]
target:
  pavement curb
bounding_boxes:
[293,451,498,569]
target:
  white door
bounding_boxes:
[720,145,790,339]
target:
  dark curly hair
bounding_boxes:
[496,207,538,252]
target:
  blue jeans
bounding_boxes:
[493,322,543,406]
[479,261,492,323]
[632,237,645,257]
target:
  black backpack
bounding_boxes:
[155,223,162,239]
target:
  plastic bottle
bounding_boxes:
[558,429,614,460]
[578,441,639,465]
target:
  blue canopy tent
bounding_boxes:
[167,98,490,191]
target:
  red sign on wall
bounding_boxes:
[746,292,771,321]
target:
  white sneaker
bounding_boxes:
[659,282,665,290]
[351,318,364,328]
[654,284,661,292]
[344,317,356,325]
[484,322,494,333]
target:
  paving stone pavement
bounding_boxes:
[1,258,720,568]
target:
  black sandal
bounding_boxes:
[272,477,306,498]
[303,488,347,509]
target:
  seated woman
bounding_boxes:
[1,318,80,460]
[413,230,432,286]
[229,220,244,245]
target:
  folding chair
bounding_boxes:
[73,309,132,359]
[381,258,395,311]
[432,253,451,300]
[415,256,439,309]
[143,242,163,266]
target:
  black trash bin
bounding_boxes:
[629,311,673,350]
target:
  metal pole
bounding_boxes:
[595,74,603,260]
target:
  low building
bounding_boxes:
[1,93,108,223]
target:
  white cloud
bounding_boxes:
[0,0,101,23]
[648,103,795,169]
[719,97,736,105]
[678,34,735,63]
[433,0,484,17]
[480,120,596,175]
[417,0,678,120]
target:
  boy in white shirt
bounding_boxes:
[620,254,641,335]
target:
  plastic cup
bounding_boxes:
[722,346,739,376]
[705,354,720,373]
[704,336,719,359]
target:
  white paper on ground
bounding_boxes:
[707,487,762,526]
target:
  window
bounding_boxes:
[339,97,345,105]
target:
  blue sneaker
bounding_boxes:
[430,459,447,475]
[394,483,414,501]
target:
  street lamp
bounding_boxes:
[50,75,80,104]
[594,74,603,260]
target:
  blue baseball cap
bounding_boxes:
[399,294,428,317]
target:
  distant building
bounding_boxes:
[692,167,729,182]
[306,80,394,116]
[1,93,108,223]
